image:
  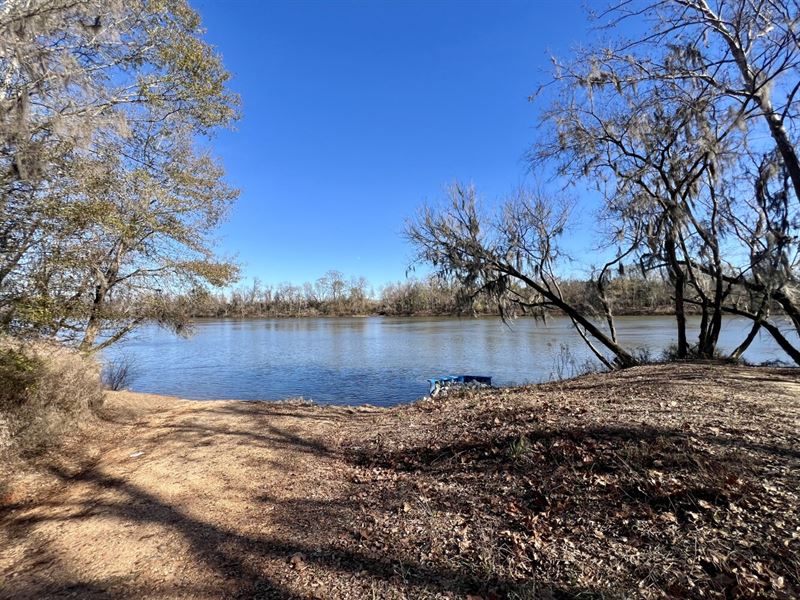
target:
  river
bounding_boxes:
[103,315,796,405]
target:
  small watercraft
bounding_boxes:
[428,374,492,396]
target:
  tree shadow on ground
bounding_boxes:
[1,403,608,600]
[343,410,799,598]
[3,366,798,599]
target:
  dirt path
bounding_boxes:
[1,364,798,599]
[0,394,379,599]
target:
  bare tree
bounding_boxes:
[407,184,637,368]
[529,0,800,363]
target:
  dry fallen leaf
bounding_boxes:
[659,512,678,524]
[288,552,306,571]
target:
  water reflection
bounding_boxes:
[104,315,796,406]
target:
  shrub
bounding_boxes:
[631,346,655,364]
[102,354,136,391]
[0,337,104,453]
[0,347,41,406]
[660,343,727,362]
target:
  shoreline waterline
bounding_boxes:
[104,315,798,405]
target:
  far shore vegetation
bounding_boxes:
[167,271,744,319]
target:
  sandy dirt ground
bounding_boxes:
[0,392,380,599]
[0,364,798,599]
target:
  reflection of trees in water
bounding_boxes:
[104,316,794,405]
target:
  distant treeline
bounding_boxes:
[167,270,691,319]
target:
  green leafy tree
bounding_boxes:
[0,0,239,351]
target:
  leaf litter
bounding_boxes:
[0,364,797,599]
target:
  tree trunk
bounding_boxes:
[704,276,724,358]
[692,0,800,204]
[665,234,687,358]
[79,242,125,352]
[698,301,709,356]
[78,283,106,352]
[503,263,638,368]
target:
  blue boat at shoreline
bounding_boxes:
[428,375,492,396]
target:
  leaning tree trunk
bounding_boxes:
[503,263,638,368]
[722,305,800,365]
[730,318,763,361]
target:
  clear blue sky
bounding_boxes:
[192,0,599,288]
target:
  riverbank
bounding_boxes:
[187,305,683,320]
[1,364,798,599]
[103,315,795,405]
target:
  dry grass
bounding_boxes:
[0,337,104,481]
